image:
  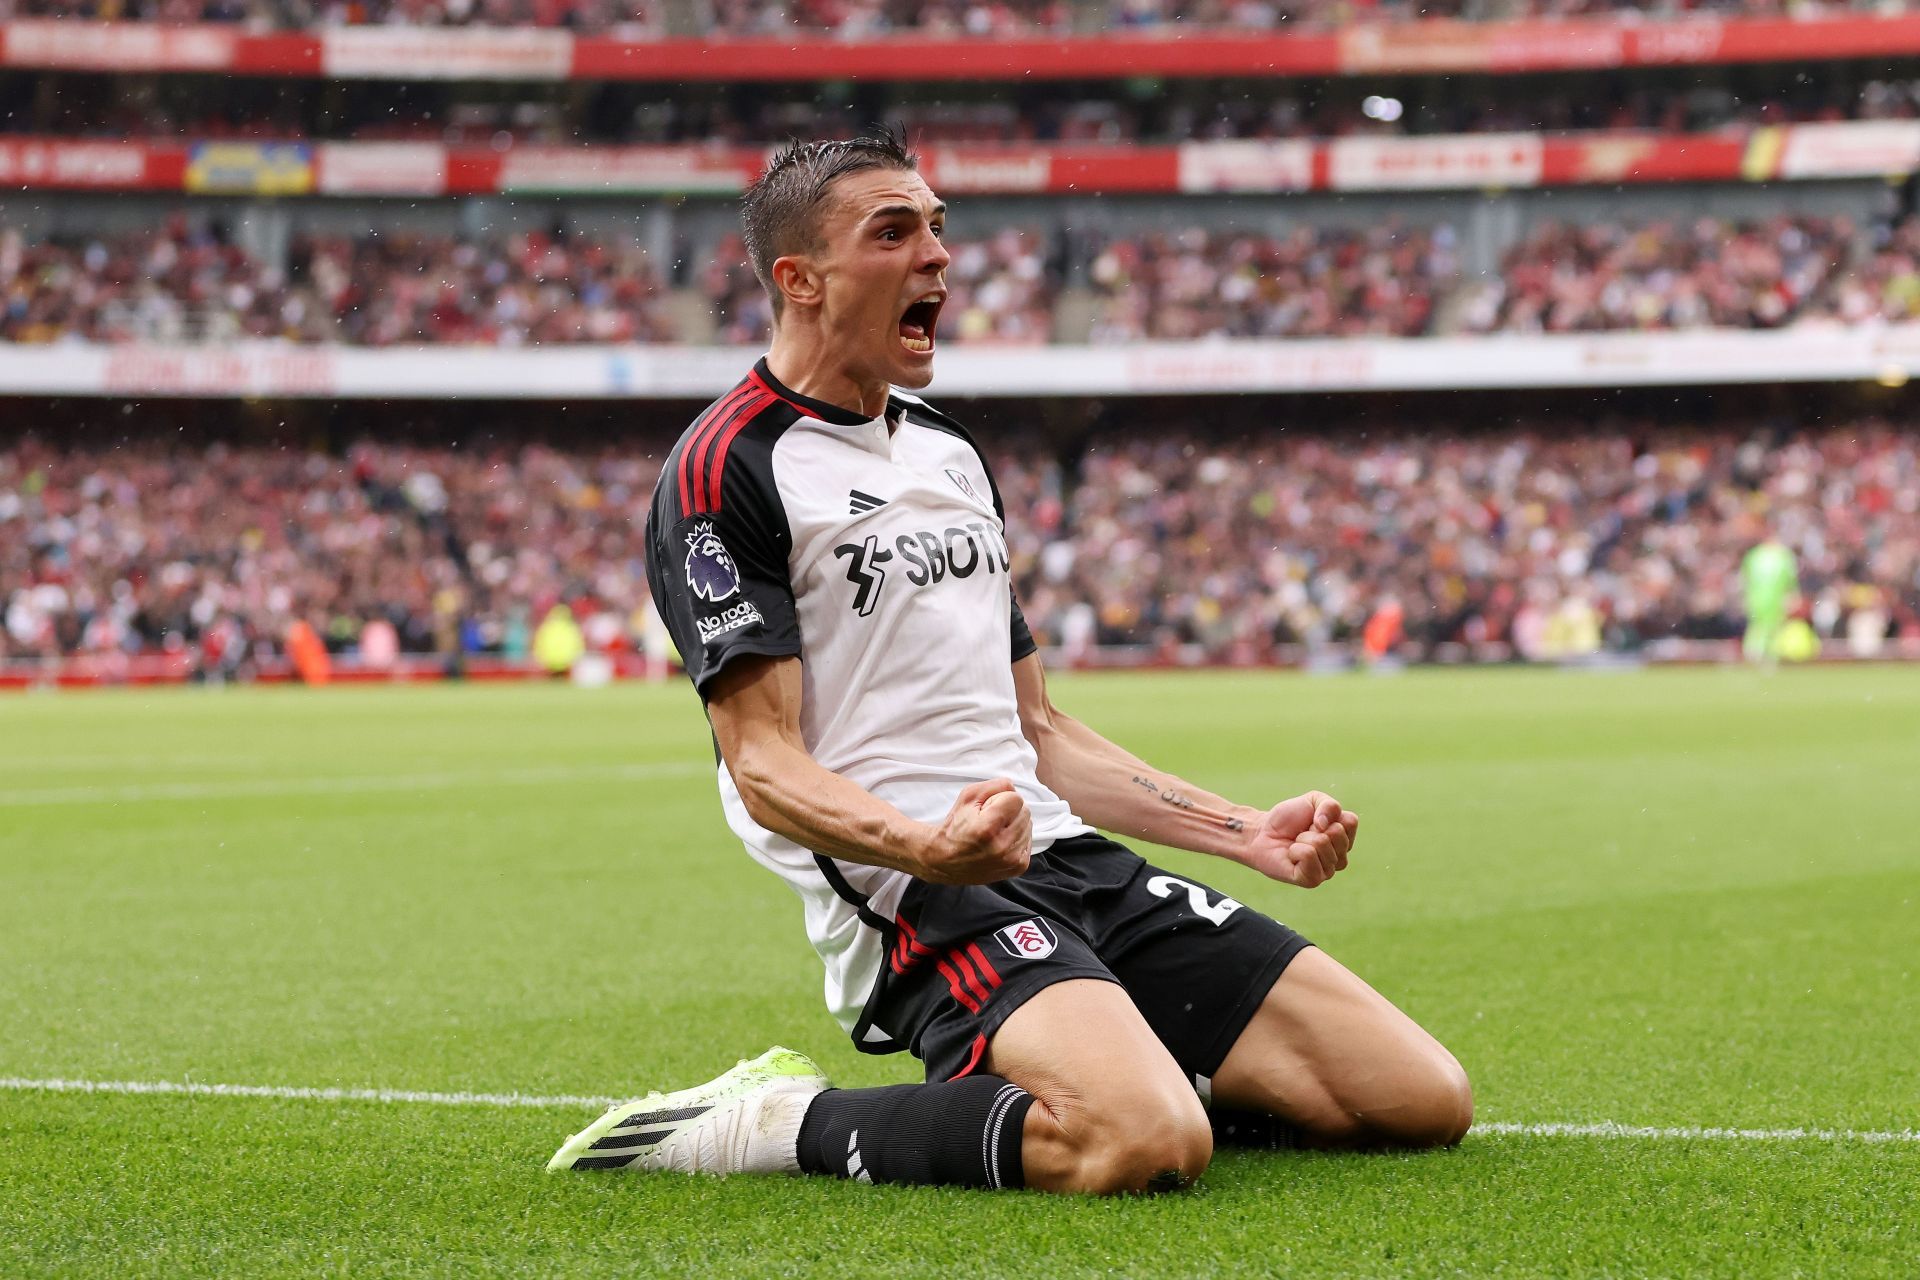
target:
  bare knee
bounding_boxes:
[1082,1106,1213,1194]
[1367,1053,1474,1149]
[1282,1051,1473,1150]
[1034,1094,1213,1195]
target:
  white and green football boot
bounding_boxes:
[546,1046,831,1175]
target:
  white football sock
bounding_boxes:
[740,1086,816,1175]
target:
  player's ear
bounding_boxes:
[771,253,820,312]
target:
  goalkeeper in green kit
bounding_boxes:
[1741,531,1800,663]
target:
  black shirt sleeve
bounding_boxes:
[969,434,1038,662]
[1010,591,1037,662]
[646,447,801,700]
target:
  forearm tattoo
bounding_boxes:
[1132,775,1245,832]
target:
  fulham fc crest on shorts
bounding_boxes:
[996,918,1058,961]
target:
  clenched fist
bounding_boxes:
[1243,790,1358,888]
[921,777,1032,885]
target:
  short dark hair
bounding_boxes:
[740,126,919,316]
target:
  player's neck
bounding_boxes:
[766,332,890,422]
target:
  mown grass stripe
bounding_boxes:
[4,1077,1915,1143]
[0,761,706,807]
[0,1076,619,1109]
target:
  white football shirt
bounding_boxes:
[645,358,1090,1050]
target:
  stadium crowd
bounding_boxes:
[0,220,678,345]
[0,220,1055,345]
[0,0,1890,29]
[4,420,1915,670]
[1452,215,1853,333]
[0,0,658,29]
[1086,224,1455,341]
[0,437,655,671]
[13,212,1920,346]
[17,70,1920,146]
[1007,422,1919,662]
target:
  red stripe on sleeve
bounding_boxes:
[703,392,775,514]
[676,381,756,516]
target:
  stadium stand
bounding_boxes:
[18,212,1920,345]
[15,61,1920,145]
[2,0,1881,28]
[1452,215,1855,334]
[0,221,1060,345]
[4,417,1916,670]
[1085,224,1455,340]
[0,0,660,30]
[4,0,1920,682]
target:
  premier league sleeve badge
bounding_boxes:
[685,521,742,603]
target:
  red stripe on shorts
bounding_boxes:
[949,947,993,1006]
[966,942,1002,989]
[950,1033,989,1080]
[933,955,980,1013]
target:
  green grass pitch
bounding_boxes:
[2,667,1916,1278]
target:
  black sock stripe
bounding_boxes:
[984,1083,1024,1190]
[983,1085,1007,1182]
[588,1128,676,1151]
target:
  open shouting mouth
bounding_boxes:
[899,291,944,354]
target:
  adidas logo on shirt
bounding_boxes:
[848,489,887,515]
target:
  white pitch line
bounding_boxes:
[1474,1121,1920,1144]
[0,761,706,807]
[1,1077,1915,1143]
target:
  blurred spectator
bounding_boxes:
[1453,215,1851,334]
[532,601,585,673]
[1088,224,1455,340]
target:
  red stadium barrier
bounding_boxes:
[6,13,1920,82]
[9,643,1917,691]
[0,125,1902,197]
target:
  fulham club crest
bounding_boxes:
[995,918,1058,961]
[945,468,983,504]
[684,521,741,602]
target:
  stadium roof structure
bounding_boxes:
[11,327,1920,400]
[7,10,1920,82]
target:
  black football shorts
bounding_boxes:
[859,832,1313,1084]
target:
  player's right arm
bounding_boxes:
[649,413,1024,884]
[705,654,1031,885]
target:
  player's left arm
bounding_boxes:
[1012,652,1356,888]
